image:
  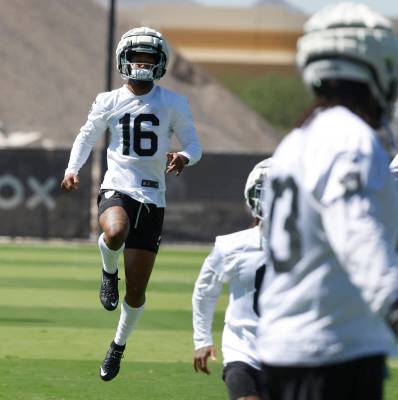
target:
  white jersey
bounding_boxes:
[257,106,398,366]
[66,84,202,207]
[192,225,267,370]
[390,153,398,181]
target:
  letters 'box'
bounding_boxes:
[0,149,92,239]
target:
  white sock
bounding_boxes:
[114,299,145,346]
[98,233,124,274]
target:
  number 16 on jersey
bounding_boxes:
[119,113,159,157]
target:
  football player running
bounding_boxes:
[192,159,271,400]
[257,3,398,400]
[61,27,202,381]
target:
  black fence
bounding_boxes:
[0,149,92,238]
[0,150,267,242]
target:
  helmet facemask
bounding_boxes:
[116,27,169,82]
[247,179,265,220]
[120,48,165,82]
[244,158,273,220]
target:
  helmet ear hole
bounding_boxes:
[159,68,166,78]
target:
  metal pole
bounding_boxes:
[102,0,117,178]
[90,0,117,239]
[106,0,116,92]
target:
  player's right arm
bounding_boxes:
[193,345,217,375]
[192,244,225,374]
[61,93,109,192]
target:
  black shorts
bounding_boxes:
[223,361,269,400]
[261,354,386,400]
[97,189,164,253]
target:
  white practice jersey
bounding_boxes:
[66,85,202,207]
[257,106,398,366]
[192,225,267,370]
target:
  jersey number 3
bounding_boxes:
[119,113,159,156]
[253,264,266,317]
[269,177,301,273]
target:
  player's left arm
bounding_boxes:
[322,151,398,322]
[165,152,189,176]
[167,96,202,176]
[387,155,398,338]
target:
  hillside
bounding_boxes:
[255,0,303,13]
[0,0,279,153]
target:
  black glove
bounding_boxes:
[387,298,398,338]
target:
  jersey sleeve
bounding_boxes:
[321,148,398,317]
[192,243,225,350]
[65,93,109,175]
[171,96,202,166]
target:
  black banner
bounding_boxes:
[164,153,269,242]
[0,149,92,238]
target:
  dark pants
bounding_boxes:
[261,354,386,400]
[97,189,164,252]
[223,361,269,400]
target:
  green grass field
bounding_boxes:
[0,243,398,399]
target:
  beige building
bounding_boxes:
[124,3,307,74]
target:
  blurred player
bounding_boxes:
[61,27,202,381]
[192,159,271,400]
[257,4,398,400]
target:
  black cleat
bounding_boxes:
[99,341,125,381]
[100,269,119,311]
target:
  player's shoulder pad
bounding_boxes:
[95,87,124,107]
[312,106,375,153]
[302,107,390,200]
[158,86,189,109]
[320,146,390,204]
[215,226,261,256]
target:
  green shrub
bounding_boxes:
[219,72,314,135]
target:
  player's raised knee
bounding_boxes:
[104,224,128,249]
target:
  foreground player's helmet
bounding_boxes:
[116,27,170,81]
[296,2,398,117]
[244,158,272,219]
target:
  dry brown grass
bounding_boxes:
[0,0,280,152]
